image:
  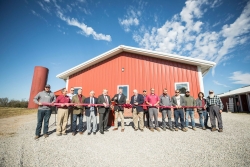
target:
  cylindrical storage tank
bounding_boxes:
[28,66,49,108]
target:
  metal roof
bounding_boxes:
[218,85,250,97]
[56,45,216,80]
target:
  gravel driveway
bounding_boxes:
[0,112,249,167]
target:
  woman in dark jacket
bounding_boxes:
[196,92,208,130]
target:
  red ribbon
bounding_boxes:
[42,103,203,109]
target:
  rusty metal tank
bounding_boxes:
[28,66,49,108]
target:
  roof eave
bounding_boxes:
[56,45,216,79]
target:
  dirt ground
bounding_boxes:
[0,113,37,137]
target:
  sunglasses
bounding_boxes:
[175,92,179,93]
[45,87,50,88]
[143,91,146,92]
[71,90,74,91]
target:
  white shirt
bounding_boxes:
[176,95,180,106]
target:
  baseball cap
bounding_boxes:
[186,90,190,93]
[209,90,214,93]
[45,84,51,88]
[143,90,147,92]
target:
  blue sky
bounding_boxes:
[0,0,250,100]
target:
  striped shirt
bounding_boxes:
[206,95,224,110]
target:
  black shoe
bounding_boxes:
[93,132,96,135]
[104,129,109,132]
[88,132,91,135]
[100,131,104,134]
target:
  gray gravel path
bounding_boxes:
[0,112,250,167]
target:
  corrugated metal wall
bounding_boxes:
[68,52,201,99]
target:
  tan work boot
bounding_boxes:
[155,127,160,132]
[211,127,217,132]
[175,127,179,131]
[192,127,196,131]
[218,129,223,132]
[44,134,49,138]
[182,128,187,132]
[150,128,154,132]
[34,136,39,140]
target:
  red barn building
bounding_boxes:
[56,45,215,120]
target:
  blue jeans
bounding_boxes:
[185,109,195,128]
[72,114,83,132]
[35,109,51,136]
[174,109,185,128]
[199,110,208,127]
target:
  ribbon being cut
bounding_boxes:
[42,103,202,109]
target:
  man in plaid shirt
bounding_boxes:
[206,90,224,132]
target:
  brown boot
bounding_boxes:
[150,128,154,132]
[155,127,160,132]
[182,128,187,132]
[34,136,39,140]
[211,127,217,132]
[218,129,223,132]
[113,128,118,131]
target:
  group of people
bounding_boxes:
[33,84,224,139]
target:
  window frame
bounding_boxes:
[117,85,129,99]
[174,82,190,96]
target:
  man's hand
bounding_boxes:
[219,110,222,113]
[134,102,138,105]
[61,104,64,107]
[103,103,107,108]
[51,102,54,106]
[88,104,91,107]
[38,102,42,106]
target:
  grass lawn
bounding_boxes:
[0,107,37,119]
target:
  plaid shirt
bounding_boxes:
[206,95,224,110]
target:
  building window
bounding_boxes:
[175,82,189,95]
[73,87,82,95]
[117,85,129,99]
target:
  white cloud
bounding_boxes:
[229,71,250,85]
[57,12,111,41]
[213,1,250,75]
[44,0,50,3]
[37,1,51,14]
[78,0,86,3]
[133,0,250,76]
[31,10,47,23]
[119,8,141,32]
[213,80,231,88]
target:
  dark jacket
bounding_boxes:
[130,94,144,112]
[84,97,98,116]
[171,95,185,109]
[111,93,126,111]
[97,94,111,114]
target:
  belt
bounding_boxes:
[209,104,217,106]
